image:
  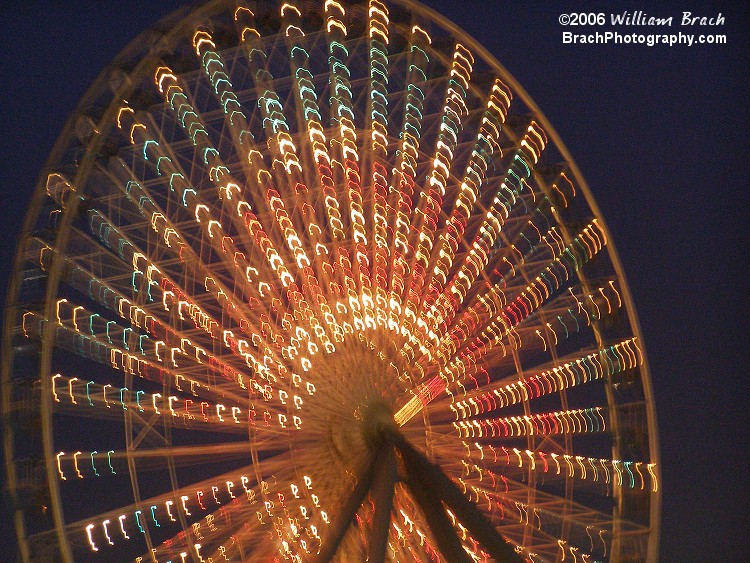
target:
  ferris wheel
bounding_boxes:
[1,1,660,561]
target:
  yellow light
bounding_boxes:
[85,524,98,552]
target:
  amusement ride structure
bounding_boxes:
[2,1,660,561]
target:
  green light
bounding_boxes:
[86,381,95,406]
[105,321,115,344]
[88,313,99,335]
[156,156,172,175]
[90,451,99,477]
[142,139,158,160]
[150,505,160,527]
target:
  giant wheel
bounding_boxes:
[2,1,660,561]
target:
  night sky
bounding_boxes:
[1,1,747,561]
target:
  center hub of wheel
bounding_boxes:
[360,399,397,450]
[296,334,416,473]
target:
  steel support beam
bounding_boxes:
[394,431,525,563]
[368,445,398,563]
[313,454,378,562]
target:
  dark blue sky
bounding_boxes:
[1,1,748,561]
